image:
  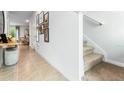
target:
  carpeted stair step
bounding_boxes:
[84,53,103,72]
[83,46,94,56]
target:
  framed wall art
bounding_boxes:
[36,14,39,27]
[36,29,39,42]
[43,12,49,42]
[38,25,44,34]
[36,11,49,43]
[39,11,44,24]
[36,14,40,42]
[44,28,49,42]
[43,12,49,27]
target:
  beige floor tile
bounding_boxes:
[84,62,124,81]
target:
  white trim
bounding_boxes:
[105,59,124,67]
[78,12,84,81]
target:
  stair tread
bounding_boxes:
[83,46,94,52]
[83,50,93,56]
[84,53,103,64]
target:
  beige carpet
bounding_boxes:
[84,62,124,81]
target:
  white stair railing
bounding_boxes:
[83,15,103,26]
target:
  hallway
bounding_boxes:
[0,45,67,81]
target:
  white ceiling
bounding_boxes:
[9,11,34,26]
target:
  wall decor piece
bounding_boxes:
[36,29,39,42]
[36,11,49,42]
[38,11,44,34]
[37,25,44,34]
[40,25,44,34]
[43,11,48,15]
[39,11,44,24]
[43,12,49,42]
[36,14,39,42]
[43,12,49,28]
[36,14,39,27]
[44,28,49,42]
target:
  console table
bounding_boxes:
[0,42,18,48]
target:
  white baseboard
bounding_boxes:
[105,59,124,67]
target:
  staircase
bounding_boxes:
[83,40,104,72]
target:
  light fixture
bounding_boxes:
[26,19,29,23]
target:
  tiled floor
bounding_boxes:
[84,62,124,81]
[0,45,67,81]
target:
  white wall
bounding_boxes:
[84,11,124,64]
[29,12,36,49]
[29,11,79,80]
[20,26,29,37]
[4,11,9,34]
